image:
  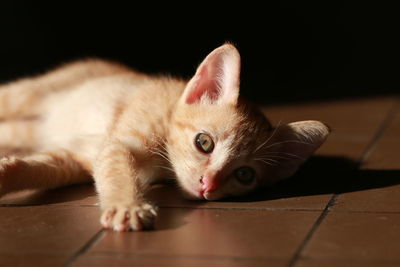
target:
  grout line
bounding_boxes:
[2,202,397,214]
[64,229,105,267]
[358,99,399,165]
[287,194,339,267]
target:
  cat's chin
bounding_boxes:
[203,192,220,201]
[180,187,205,200]
[180,187,222,201]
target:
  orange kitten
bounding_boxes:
[0,44,329,231]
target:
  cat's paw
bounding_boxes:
[100,202,158,232]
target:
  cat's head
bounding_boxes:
[167,44,330,200]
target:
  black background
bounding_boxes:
[0,1,398,104]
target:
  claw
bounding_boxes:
[100,203,157,232]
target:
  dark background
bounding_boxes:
[0,2,398,104]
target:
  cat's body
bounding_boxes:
[0,44,329,231]
[0,59,184,182]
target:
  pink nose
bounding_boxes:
[200,174,218,193]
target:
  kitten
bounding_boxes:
[0,44,329,231]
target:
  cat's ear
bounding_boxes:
[267,120,330,182]
[182,43,241,105]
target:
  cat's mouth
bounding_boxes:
[181,186,221,201]
[202,191,219,201]
[183,186,212,200]
[181,186,205,200]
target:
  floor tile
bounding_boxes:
[73,253,286,267]
[263,97,395,133]
[333,183,400,213]
[364,138,400,170]
[362,104,400,170]
[0,205,100,254]
[0,254,68,267]
[302,213,400,262]
[263,97,396,160]
[314,135,371,161]
[91,208,320,260]
[331,104,400,213]
[0,97,398,267]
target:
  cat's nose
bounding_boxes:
[200,174,218,193]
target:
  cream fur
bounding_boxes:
[0,44,330,231]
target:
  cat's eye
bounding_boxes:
[195,133,214,153]
[234,166,255,184]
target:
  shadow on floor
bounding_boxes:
[233,156,400,202]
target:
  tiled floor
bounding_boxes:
[0,96,399,267]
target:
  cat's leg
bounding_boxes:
[94,139,157,232]
[0,150,91,197]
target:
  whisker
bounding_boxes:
[151,137,168,150]
[254,120,282,153]
[255,157,280,164]
[149,150,173,164]
[256,155,292,161]
[263,140,312,150]
[155,165,175,173]
[261,151,306,160]
[154,138,168,150]
[254,158,279,166]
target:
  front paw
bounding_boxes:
[100,202,158,232]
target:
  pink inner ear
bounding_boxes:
[186,64,221,104]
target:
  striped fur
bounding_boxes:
[0,44,330,231]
